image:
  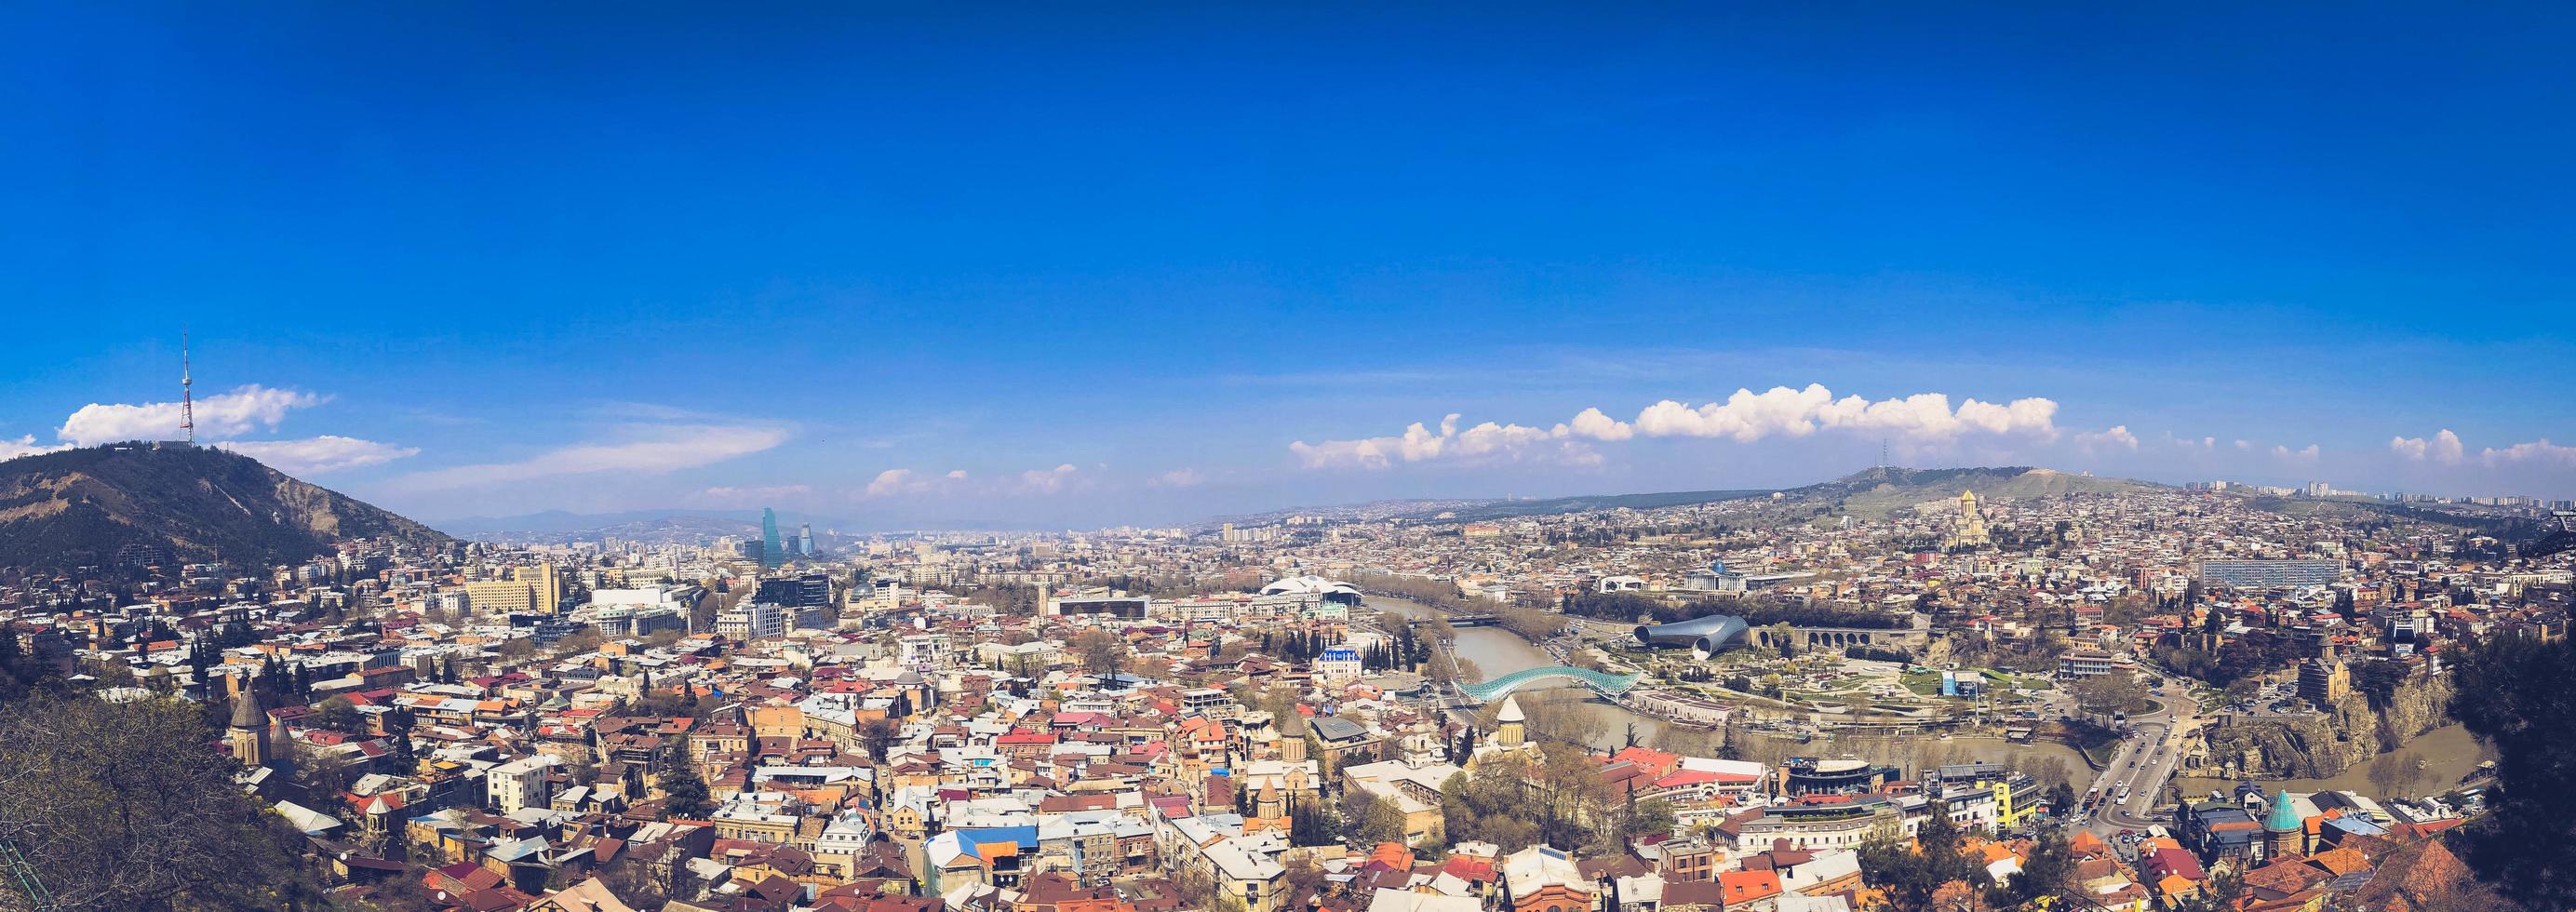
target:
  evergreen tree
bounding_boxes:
[658,739,712,818]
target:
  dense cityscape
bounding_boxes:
[2,448,2569,911]
[13,5,2576,911]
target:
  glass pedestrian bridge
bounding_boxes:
[1457,666,1643,701]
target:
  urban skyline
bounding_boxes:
[4,7,2572,911]
[6,6,2572,525]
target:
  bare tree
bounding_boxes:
[0,694,325,911]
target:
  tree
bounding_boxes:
[2170,868,2245,912]
[659,740,712,819]
[2223,677,2262,706]
[1857,802,1986,912]
[1991,829,2074,906]
[2367,751,2413,798]
[1074,628,1127,677]
[311,694,364,733]
[2072,667,2140,714]
[856,717,900,763]
[1626,798,1678,840]
[1344,790,1408,847]
[0,693,331,911]
[1289,800,1336,847]
[2449,630,2576,909]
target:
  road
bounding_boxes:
[2077,678,2209,845]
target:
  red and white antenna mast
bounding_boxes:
[181,329,195,445]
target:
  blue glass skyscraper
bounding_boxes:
[760,508,785,569]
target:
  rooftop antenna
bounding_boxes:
[181,329,195,445]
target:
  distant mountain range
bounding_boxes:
[1393,465,2158,525]
[429,465,2167,545]
[432,508,863,544]
[1209,466,2162,529]
[0,444,452,570]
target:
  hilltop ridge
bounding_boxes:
[0,444,452,570]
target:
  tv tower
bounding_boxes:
[181,330,195,445]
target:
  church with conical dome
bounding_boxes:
[1468,694,1545,770]
[1947,489,1992,549]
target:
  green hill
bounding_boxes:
[0,444,452,570]
[1784,465,2162,517]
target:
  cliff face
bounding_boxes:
[2207,670,2456,779]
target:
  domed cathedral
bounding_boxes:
[1947,490,1993,550]
[1469,694,1545,771]
[227,686,271,767]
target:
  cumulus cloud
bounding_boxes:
[2389,429,2466,464]
[0,436,61,461]
[1292,383,2056,469]
[1609,384,2059,443]
[1291,413,1600,470]
[1153,467,1206,488]
[394,422,788,490]
[1016,463,1080,494]
[1567,408,1633,442]
[218,436,421,475]
[2479,438,2576,466]
[865,469,920,497]
[58,384,322,446]
[2273,443,2321,463]
[862,468,976,497]
[2075,425,2140,452]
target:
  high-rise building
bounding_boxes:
[459,564,568,614]
[761,508,785,568]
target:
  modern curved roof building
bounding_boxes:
[1260,575,1362,598]
[1633,613,1751,659]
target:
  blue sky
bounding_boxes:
[4,4,2571,528]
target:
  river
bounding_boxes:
[2172,723,2492,799]
[1366,595,2098,783]
[1367,596,1666,750]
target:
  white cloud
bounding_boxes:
[218,436,420,475]
[1617,384,2059,443]
[58,384,323,446]
[865,468,933,497]
[2075,425,2140,452]
[394,423,788,490]
[2234,439,2251,449]
[1153,467,1206,488]
[0,436,62,461]
[699,484,813,503]
[1291,413,1599,470]
[863,468,974,497]
[2479,438,2576,466]
[2390,429,2465,464]
[2273,443,2321,463]
[1567,408,1633,442]
[1293,383,2056,469]
[1016,463,1080,494]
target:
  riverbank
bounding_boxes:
[1368,596,1669,750]
[2175,723,2491,798]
